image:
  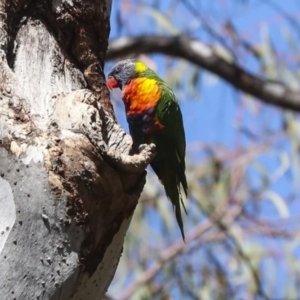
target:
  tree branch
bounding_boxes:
[106,35,300,112]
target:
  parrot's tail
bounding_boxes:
[162,171,187,241]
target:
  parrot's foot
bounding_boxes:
[138,143,155,153]
[104,143,156,173]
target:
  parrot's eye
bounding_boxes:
[115,65,123,73]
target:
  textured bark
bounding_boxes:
[107,35,300,112]
[0,1,154,299]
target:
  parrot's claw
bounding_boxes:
[138,143,155,153]
[138,143,156,163]
[104,143,156,173]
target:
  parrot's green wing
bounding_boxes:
[150,81,188,240]
[156,82,188,195]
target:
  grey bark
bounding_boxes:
[0,1,154,299]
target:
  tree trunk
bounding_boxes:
[0,1,154,299]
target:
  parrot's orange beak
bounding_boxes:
[106,77,120,90]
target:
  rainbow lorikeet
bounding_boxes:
[107,59,188,240]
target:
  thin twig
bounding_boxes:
[118,201,244,300]
[117,210,223,300]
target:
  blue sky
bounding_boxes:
[106,0,300,148]
[106,1,300,299]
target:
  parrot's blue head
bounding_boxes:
[107,59,138,90]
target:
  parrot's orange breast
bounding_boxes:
[122,77,162,115]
